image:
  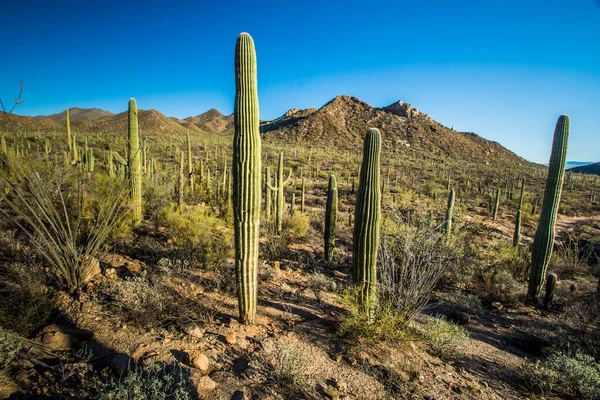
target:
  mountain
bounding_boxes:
[43,107,114,122]
[260,96,525,163]
[570,162,600,176]
[0,95,532,165]
[182,109,233,134]
[567,161,595,170]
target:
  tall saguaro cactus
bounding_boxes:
[66,108,72,155]
[527,115,569,300]
[128,98,142,227]
[266,152,292,233]
[232,32,261,325]
[445,188,455,241]
[324,175,338,261]
[353,128,381,312]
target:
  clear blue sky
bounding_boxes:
[1,0,599,163]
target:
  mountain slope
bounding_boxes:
[43,107,114,122]
[182,109,233,134]
[570,162,600,176]
[260,95,525,164]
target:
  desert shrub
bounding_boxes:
[102,272,168,328]
[551,232,592,280]
[306,272,332,302]
[158,204,232,269]
[258,262,277,282]
[0,327,22,369]
[0,163,129,292]
[377,211,459,328]
[445,291,484,314]
[286,212,310,241]
[262,219,290,261]
[488,269,521,304]
[525,350,600,399]
[422,314,470,357]
[253,341,311,388]
[0,261,52,335]
[98,361,192,400]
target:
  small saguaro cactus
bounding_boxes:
[66,108,72,155]
[301,177,306,213]
[353,128,381,313]
[493,189,500,221]
[186,132,194,192]
[232,32,262,325]
[543,273,557,310]
[265,167,272,220]
[266,152,292,234]
[128,98,143,227]
[445,188,455,241]
[513,210,522,247]
[324,175,338,261]
[527,115,569,301]
[178,151,185,209]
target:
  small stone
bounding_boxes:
[38,325,78,352]
[196,376,218,391]
[82,256,101,283]
[191,353,210,374]
[180,322,205,339]
[0,373,20,399]
[226,330,236,345]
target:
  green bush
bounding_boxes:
[286,212,310,240]
[422,314,470,357]
[158,204,232,269]
[98,361,192,400]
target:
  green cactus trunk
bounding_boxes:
[324,175,338,261]
[266,152,292,234]
[353,128,381,313]
[445,188,455,241]
[493,189,500,221]
[186,132,194,192]
[301,177,306,213]
[178,151,185,209]
[128,98,143,227]
[232,32,262,325]
[513,210,522,247]
[66,108,72,155]
[527,115,569,300]
[543,273,557,310]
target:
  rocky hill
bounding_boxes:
[260,95,525,164]
[42,107,114,122]
[182,109,233,134]
[570,162,600,176]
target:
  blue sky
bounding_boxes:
[1,0,599,163]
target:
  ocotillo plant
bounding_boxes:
[232,32,261,325]
[324,175,338,261]
[527,115,569,301]
[128,98,143,227]
[266,152,292,233]
[353,128,381,313]
[445,188,455,241]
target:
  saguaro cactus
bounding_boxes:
[527,115,569,300]
[353,128,381,312]
[66,108,72,155]
[445,188,455,241]
[186,132,194,192]
[493,189,500,221]
[266,152,292,233]
[128,98,143,227]
[543,273,557,310]
[232,32,261,325]
[324,175,338,261]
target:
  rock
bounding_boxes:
[0,372,20,399]
[37,325,78,352]
[109,353,132,376]
[195,376,218,391]
[104,268,118,280]
[226,330,236,345]
[82,256,101,284]
[179,321,205,339]
[231,390,249,400]
[191,353,210,374]
[13,370,33,389]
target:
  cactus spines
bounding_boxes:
[233,32,261,325]
[445,188,455,240]
[266,152,292,233]
[353,128,381,312]
[543,273,557,310]
[128,98,143,226]
[324,175,338,261]
[527,115,569,301]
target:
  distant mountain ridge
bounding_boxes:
[570,162,600,176]
[1,96,535,165]
[567,161,596,170]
